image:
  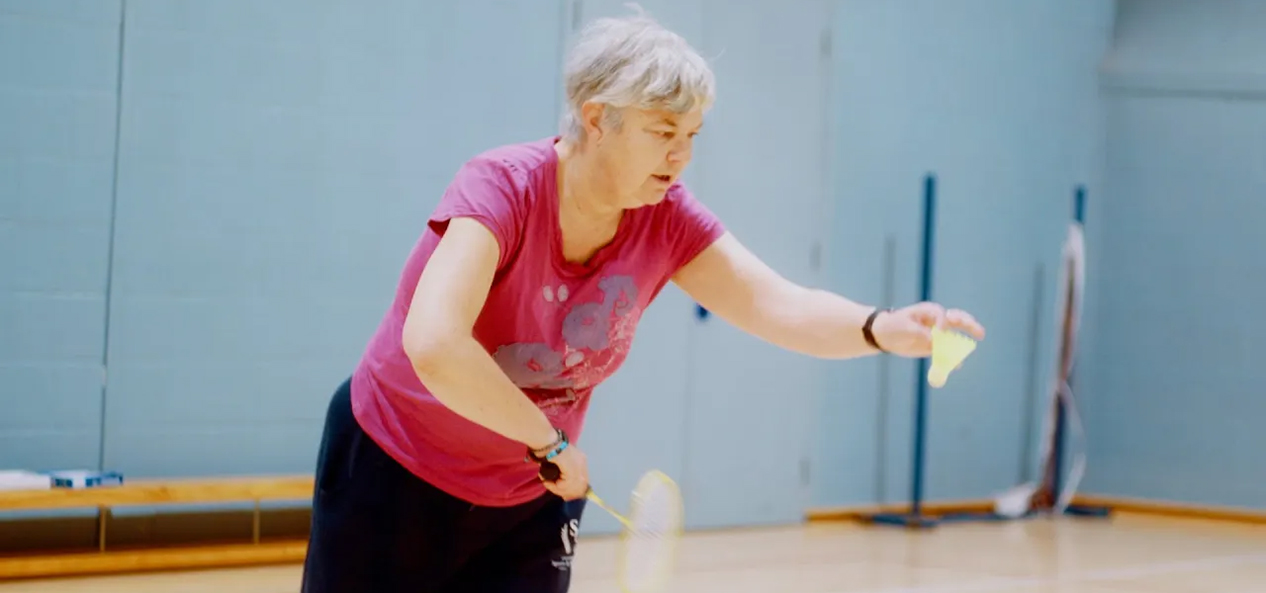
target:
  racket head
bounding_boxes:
[616,469,684,593]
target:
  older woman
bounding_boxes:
[301,10,984,593]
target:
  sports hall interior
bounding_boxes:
[2,1,1263,592]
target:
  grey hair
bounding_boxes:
[559,5,716,143]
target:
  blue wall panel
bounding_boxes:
[0,0,122,472]
[102,0,564,477]
[681,0,832,528]
[1081,0,1266,509]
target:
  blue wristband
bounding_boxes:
[526,429,569,463]
[542,439,569,460]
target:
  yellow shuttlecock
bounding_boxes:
[927,327,977,388]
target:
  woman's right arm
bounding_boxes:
[400,216,560,452]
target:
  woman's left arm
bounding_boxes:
[671,232,985,359]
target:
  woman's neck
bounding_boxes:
[555,139,623,227]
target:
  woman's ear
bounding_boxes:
[580,101,607,143]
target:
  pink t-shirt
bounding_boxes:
[350,136,725,507]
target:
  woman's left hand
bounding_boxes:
[871,302,986,358]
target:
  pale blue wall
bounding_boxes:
[1080,0,1266,510]
[9,0,1244,530]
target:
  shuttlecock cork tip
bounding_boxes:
[927,367,949,388]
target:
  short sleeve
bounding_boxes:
[427,156,526,270]
[662,184,726,274]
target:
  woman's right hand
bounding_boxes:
[539,445,589,500]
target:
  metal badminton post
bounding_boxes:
[865,173,940,529]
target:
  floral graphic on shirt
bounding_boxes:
[560,275,637,350]
[492,275,641,405]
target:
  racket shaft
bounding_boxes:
[587,490,633,528]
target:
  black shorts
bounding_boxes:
[300,378,587,593]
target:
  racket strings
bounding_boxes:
[620,478,683,591]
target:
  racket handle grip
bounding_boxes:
[538,461,561,483]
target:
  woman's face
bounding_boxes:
[586,104,704,209]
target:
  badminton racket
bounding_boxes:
[539,461,684,593]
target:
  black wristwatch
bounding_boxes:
[863,307,890,352]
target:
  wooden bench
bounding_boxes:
[0,475,314,580]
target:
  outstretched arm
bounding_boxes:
[671,232,984,359]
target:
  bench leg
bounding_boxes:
[97,505,109,552]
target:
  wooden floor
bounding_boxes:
[0,513,1262,592]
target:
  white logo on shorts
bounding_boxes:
[553,518,580,570]
[560,518,578,555]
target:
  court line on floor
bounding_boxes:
[845,552,1266,593]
